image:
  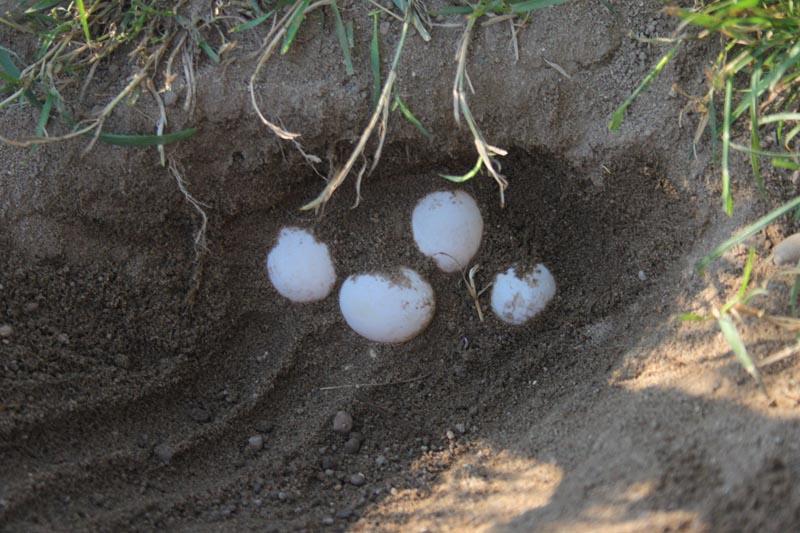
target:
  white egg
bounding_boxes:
[339,267,435,343]
[266,227,336,303]
[491,264,556,325]
[773,233,800,265]
[412,190,483,273]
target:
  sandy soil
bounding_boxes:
[2,1,800,532]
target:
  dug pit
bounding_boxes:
[3,0,799,531]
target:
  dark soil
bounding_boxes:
[3,1,800,532]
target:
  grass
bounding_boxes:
[0,0,199,151]
[612,0,800,215]
[0,0,573,208]
[612,0,800,390]
[245,0,573,210]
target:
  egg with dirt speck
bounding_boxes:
[339,267,435,343]
[491,264,556,325]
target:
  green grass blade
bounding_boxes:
[431,6,474,15]
[749,70,764,198]
[717,312,764,391]
[729,142,800,158]
[0,45,40,107]
[697,195,800,273]
[759,113,800,125]
[346,20,354,48]
[199,41,220,63]
[708,88,719,165]
[282,0,310,55]
[719,246,756,315]
[440,157,483,183]
[392,93,431,139]
[331,0,353,76]
[768,40,800,93]
[35,91,55,137]
[772,159,800,170]
[98,127,197,147]
[229,10,275,33]
[722,77,733,215]
[509,0,573,14]
[0,45,21,80]
[679,312,709,321]
[609,43,680,131]
[783,124,800,147]
[75,0,92,44]
[370,13,380,110]
[24,0,62,12]
[735,247,757,304]
[392,0,431,41]
[741,287,769,305]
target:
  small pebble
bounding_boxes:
[255,422,274,435]
[375,455,387,467]
[0,324,13,338]
[455,423,466,435]
[187,406,211,423]
[336,507,354,519]
[350,473,366,486]
[277,491,289,502]
[113,353,131,369]
[153,443,174,464]
[247,435,264,452]
[56,333,69,345]
[163,90,178,107]
[446,430,455,441]
[321,516,335,525]
[344,434,361,454]
[638,270,647,281]
[23,301,39,313]
[333,411,353,434]
[321,456,337,470]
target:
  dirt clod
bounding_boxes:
[333,411,354,434]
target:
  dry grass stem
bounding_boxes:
[147,78,168,166]
[301,0,414,211]
[453,18,508,206]
[734,303,800,331]
[759,341,800,368]
[319,373,429,391]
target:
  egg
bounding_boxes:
[266,227,336,302]
[339,267,435,343]
[491,264,556,325]
[773,233,800,265]
[412,190,483,273]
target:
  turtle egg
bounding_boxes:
[339,267,435,343]
[412,190,483,273]
[266,227,336,303]
[773,233,800,265]
[491,264,556,325]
